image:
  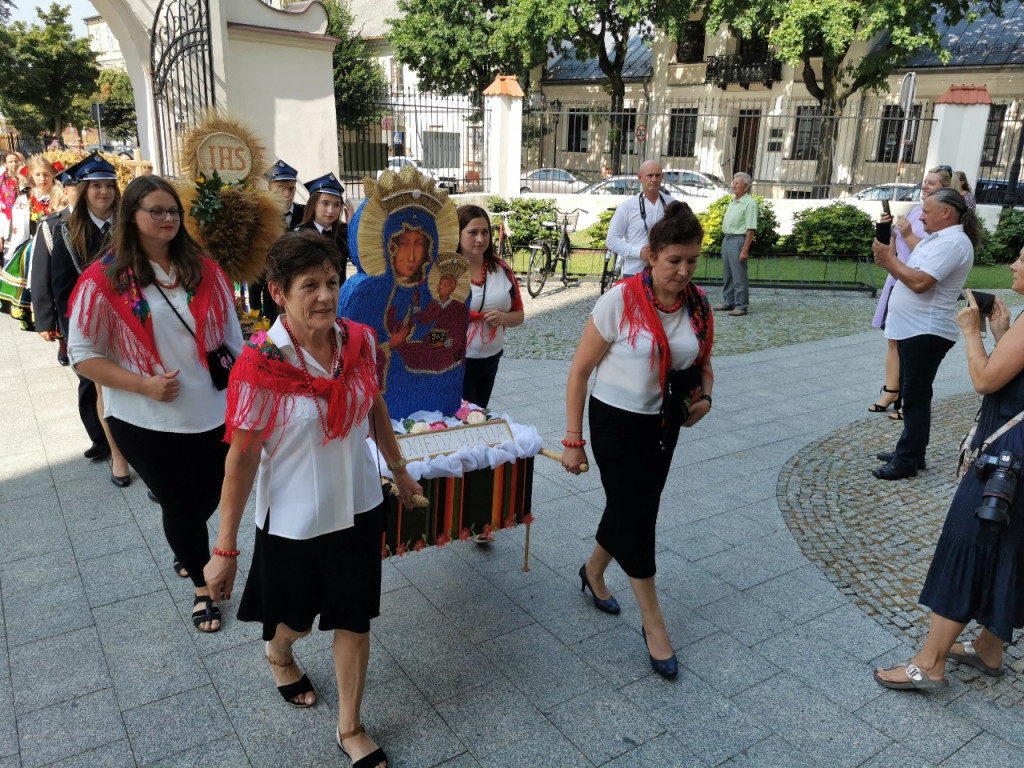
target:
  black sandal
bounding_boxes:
[337,724,388,768]
[868,386,900,413]
[265,641,316,708]
[173,558,189,578]
[889,409,904,421]
[191,594,221,633]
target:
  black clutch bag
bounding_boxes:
[659,364,703,450]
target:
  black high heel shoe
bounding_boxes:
[578,564,620,614]
[642,626,678,678]
[868,386,901,413]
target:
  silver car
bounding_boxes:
[378,156,458,193]
[662,169,729,196]
[519,168,590,194]
[579,175,709,198]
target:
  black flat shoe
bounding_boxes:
[876,451,925,470]
[872,461,917,480]
[110,472,131,488]
[579,564,620,614]
[84,442,111,461]
[642,626,678,678]
[57,352,70,366]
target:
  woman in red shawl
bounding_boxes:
[562,201,714,678]
[204,230,418,768]
[67,175,243,633]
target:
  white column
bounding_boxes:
[926,87,991,188]
[483,76,524,197]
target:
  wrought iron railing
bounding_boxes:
[704,55,783,89]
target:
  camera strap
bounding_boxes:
[956,407,1024,478]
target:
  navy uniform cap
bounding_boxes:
[56,170,77,187]
[60,154,94,185]
[267,160,299,183]
[74,152,118,182]
[305,172,343,198]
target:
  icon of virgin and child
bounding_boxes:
[337,167,470,417]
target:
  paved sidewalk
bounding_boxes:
[2,305,1023,767]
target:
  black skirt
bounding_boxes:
[238,501,385,638]
[590,395,677,579]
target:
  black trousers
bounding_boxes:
[77,374,107,448]
[248,278,278,324]
[462,351,502,408]
[893,334,955,467]
[107,419,228,589]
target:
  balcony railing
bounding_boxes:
[704,55,783,89]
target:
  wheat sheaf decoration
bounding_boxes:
[172,112,286,285]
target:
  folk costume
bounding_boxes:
[0,168,18,243]
[0,178,62,330]
[588,270,713,578]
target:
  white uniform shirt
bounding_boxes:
[605,192,674,277]
[590,283,699,414]
[884,224,974,343]
[239,320,384,540]
[68,260,243,432]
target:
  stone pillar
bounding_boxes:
[926,85,991,188]
[483,75,525,197]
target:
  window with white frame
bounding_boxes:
[981,105,1008,166]
[791,106,822,161]
[667,108,698,157]
[567,110,589,153]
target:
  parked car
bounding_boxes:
[662,169,729,195]
[975,178,1024,205]
[846,183,921,202]
[519,168,590,194]
[378,156,458,193]
[579,175,713,198]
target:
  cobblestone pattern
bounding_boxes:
[779,391,1024,706]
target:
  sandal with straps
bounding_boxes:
[337,724,388,768]
[868,386,901,413]
[191,594,221,633]
[173,558,189,578]
[265,641,316,707]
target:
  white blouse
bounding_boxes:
[238,320,384,540]
[590,283,699,414]
[467,267,516,359]
[68,260,244,433]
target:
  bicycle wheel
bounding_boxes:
[600,251,621,294]
[526,243,550,298]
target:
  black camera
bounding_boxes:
[973,450,1023,526]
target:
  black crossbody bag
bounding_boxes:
[152,282,236,390]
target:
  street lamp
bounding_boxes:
[549,98,562,171]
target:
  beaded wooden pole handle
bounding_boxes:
[538,447,589,472]
[384,482,430,508]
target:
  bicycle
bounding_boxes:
[526,208,586,298]
[600,249,622,294]
[491,210,517,266]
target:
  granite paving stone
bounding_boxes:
[722,735,820,767]
[1,578,93,650]
[0,669,16,759]
[601,733,709,767]
[121,685,234,765]
[15,689,125,768]
[0,552,80,596]
[545,684,664,765]
[856,688,982,764]
[144,734,252,768]
[940,732,1024,766]
[9,627,109,715]
[78,547,165,608]
[435,680,548,761]
[41,738,136,768]
[693,591,794,646]
[677,631,780,697]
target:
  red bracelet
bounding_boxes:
[212,547,240,557]
[561,438,586,448]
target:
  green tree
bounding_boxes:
[96,68,138,142]
[0,0,15,26]
[701,0,1004,195]
[0,4,98,140]
[389,0,547,111]
[323,0,390,130]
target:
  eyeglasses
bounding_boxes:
[936,165,953,173]
[137,206,183,221]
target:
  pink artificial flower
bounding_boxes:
[429,421,447,431]
[454,405,471,420]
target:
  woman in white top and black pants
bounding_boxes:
[563,202,714,677]
[68,176,243,633]
[457,205,524,407]
[204,231,418,768]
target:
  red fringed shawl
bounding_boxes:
[467,259,523,347]
[619,268,714,394]
[69,253,235,375]
[224,319,379,453]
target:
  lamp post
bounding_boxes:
[550,98,561,171]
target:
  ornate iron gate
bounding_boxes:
[150,0,216,175]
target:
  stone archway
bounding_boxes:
[88,0,340,177]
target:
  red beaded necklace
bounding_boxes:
[652,292,685,313]
[641,267,685,313]
[282,318,341,439]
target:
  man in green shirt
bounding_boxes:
[715,173,757,316]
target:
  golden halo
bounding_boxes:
[427,254,471,303]
[179,111,269,184]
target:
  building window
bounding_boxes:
[791,106,822,161]
[389,58,403,94]
[667,108,698,157]
[675,22,705,63]
[876,104,922,163]
[616,109,637,156]
[738,34,770,63]
[567,109,589,153]
[981,104,1007,166]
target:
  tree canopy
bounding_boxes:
[0,0,15,26]
[95,68,138,143]
[0,4,98,139]
[324,0,390,131]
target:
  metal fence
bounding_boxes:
[521,95,1018,199]
[337,90,489,198]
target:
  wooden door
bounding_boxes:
[733,109,761,177]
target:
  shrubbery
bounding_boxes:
[982,208,1024,264]
[584,207,616,249]
[485,196,559,248]
[789,202,874,259]
[698,194,779,255]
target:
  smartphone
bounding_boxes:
[875,220,891,245]
[881,199,891,216]
[973,291,996,316]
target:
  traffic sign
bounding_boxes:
[635,124,648,142]
[381,116,393,131]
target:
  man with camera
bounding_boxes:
[605,160,674,278]
[870,188,977,480]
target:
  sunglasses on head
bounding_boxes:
[936,165,952,173]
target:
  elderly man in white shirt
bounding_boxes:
[605,160,675,278]
[871,188,978,480]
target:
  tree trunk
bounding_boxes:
[812,100,844,198]
[609,86,625,175]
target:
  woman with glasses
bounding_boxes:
[67,176,243,633]
[868,165,952,419]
